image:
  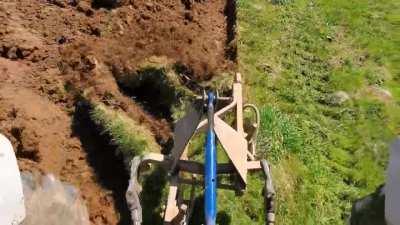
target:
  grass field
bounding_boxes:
[234,0,400,224]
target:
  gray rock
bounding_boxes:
[21,173,90,225]
[328,91,350,106]
[7,46,18,60]
[369,86,392,101]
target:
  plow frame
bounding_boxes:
[126,73,275,225]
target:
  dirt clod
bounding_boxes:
[11,125,41,162]
[77,1,94,16]
[48,0,67,8]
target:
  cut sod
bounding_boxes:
[90,103,161,165]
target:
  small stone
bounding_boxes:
[21,49,32,58]
[329,91,350,106]
[7,46,18,60]
[375,87,392,98]
[368,86,392,101]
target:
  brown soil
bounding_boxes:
[0,0,236,225]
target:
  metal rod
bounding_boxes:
[178,160,262,175]
[204,91,217,225]
[178,178,237,190]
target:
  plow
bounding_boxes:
[126,73,276,225]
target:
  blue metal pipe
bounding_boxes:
[204,92,217,225]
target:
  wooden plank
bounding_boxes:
[164,176,180,224]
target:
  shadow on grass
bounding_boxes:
[140,167,168,225]
[189,195,232,225]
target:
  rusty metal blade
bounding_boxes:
[214,116,248,184]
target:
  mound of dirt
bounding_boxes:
[0,0,237,224]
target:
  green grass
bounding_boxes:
[257,107,303,161]
[90,103,160,165]
[231,0,400,224]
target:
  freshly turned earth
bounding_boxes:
[0,0,236,224]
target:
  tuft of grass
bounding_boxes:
[90,103,160,165]
[258,106,303,161]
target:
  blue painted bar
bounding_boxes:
[204,92,217,225]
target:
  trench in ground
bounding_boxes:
[72,102,132,225]
[117,67,179,122]
[74,0,238,224]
